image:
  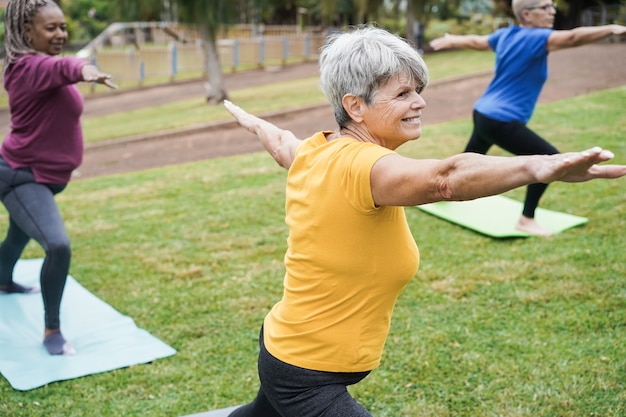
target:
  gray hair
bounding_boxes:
[512,0,539,22]
[3,0,58,70]
[319,26,429,128]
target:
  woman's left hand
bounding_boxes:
[533,147,626,183]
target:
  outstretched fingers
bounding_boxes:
[554,147,626,183]
[82,64,118,89]
[101,78,118,89]
[83,73,118,89]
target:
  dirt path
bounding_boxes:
[59,42,626,179]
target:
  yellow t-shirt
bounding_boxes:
[264,131,420,373]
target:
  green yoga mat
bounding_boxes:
[416,195,588,238]
[0,258,176,391]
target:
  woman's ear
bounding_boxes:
[341,94,365,123]
[24,24,33,44]
[518,9,530,26]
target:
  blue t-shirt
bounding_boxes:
[474,25,553,124]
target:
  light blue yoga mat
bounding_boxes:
[0,258,176,391]
[416,195,588,238]
[182,405,241,417]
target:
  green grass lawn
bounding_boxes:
[0,86,624,416]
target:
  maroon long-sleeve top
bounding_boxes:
[1,54,87,183]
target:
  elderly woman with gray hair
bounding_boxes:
[224,26,625,417]
[430,0,626,236]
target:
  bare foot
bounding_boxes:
[223,100,301,169]
[515,216,553,237]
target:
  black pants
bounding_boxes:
[466,110,559,218]
[0,157,70,329]
[230,327,372,417]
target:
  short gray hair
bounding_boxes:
[512,0,539,22]
[319,26,429,128]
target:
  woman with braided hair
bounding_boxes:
[0,0,116,355]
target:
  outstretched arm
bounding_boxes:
[548,24,626,51]
[430,33,491,51]
[81,64,118,89]
[224,100,302,169]
[371,147,626,207]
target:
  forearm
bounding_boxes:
[223,100,301,169]
[456,35,491,50]
[549,25,625,50]
[372,153,539,207]
[442,147,625,201]
[430,34,491,51]
[442,153,538,201]
[369,148,623,207]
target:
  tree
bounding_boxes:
[175,0,234,104]
[111,0,234,104]
[111,0,163,21]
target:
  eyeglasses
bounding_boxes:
[526,3,557,11]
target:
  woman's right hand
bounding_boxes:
[81,64,118,89]
[224,100,301,169]
[429,33,455,51]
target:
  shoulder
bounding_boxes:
[501,26,552,41]
[494,26,551,55]
[490,25,518,39]
[526,27,553,39]
[299,133,393,167]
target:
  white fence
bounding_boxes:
[84,34,325,90]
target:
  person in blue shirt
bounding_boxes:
[430,0,626,236]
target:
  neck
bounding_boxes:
[338,125,378,145]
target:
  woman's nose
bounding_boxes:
[411,92,426,109]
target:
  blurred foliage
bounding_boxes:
[62,0,113,44]
[3,0,603,47]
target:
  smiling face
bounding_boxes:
[360,73,426,150]
[25,2,67,56]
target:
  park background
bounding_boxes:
[0,0,623,95]
[0,0,625,416]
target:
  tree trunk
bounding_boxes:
[406,0,415,47]
[199,23,227,104]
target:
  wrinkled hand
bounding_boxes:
[82,65,118,89]
[535,147,626,184]
[429,33,454,51]
[224,100,301,169]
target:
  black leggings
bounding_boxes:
[0,157,70,329]
[230,327,372,417]
[466,110,559,218]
